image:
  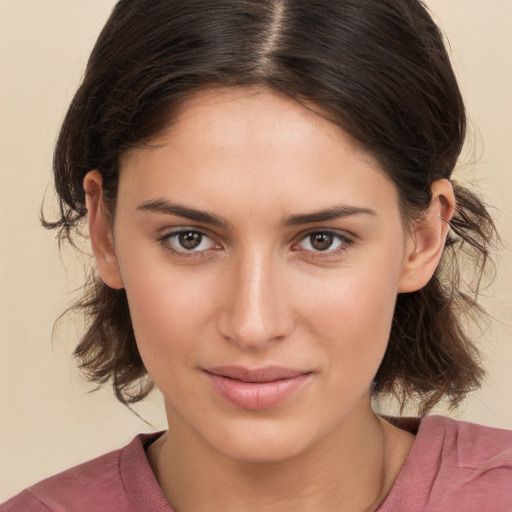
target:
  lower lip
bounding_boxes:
[205,372,311,410]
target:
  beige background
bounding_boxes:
[1,0,511,500]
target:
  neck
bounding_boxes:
[147,400,414,512]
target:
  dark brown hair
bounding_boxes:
[46,0,497,413]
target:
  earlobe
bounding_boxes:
[398,179,455,293]
[83,170,124,289]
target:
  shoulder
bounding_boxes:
[0,446,126,512]
[0,433,167,512]
[418,415,512,474]
[0,491,51,512]
[380,415,512,511]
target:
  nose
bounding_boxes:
[217,251,294,350]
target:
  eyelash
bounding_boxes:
[157,228,354,259]
[157,229,220,259]
[292,230,354,257]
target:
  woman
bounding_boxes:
[2,0,510,510]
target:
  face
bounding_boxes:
[109,88,414,462]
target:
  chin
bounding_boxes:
[203,418,320,464]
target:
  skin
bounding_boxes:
[84,87,454,511]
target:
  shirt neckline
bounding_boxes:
[120,416,437,512]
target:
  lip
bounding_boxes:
[204,366,312,410]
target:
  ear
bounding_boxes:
[83,170,124,289]
[398,179,455,293]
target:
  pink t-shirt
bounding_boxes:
[2,415,511,511]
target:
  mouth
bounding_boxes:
[203,366,312,410]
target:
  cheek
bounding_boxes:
[119,256,220,373]
[298,260,402,383]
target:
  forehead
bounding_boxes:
[118,87,399,219]
[161,87,368,155]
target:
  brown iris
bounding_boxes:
[179,231,203,249]
[310,232,334,251]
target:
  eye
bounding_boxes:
[158,229,219,255]
[295,231,351,253]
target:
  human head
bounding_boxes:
[47,0,495,412]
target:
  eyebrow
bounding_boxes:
[137,199,376,228]
[137,199,231,228]
[283,205,377,226]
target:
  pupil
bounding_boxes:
[311,233,333,251]
[179,231,202,249]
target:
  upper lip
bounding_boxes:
[204,366,310,383]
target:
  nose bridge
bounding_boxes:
[219,246,292,349]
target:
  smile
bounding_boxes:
[204,366,312,410]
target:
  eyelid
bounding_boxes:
[156,226,355,259]
[292,228,355,254]
[158,225,218,241]
[157,227,222,256]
